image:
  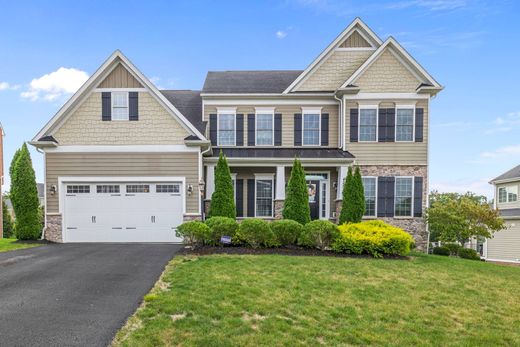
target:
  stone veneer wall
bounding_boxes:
[45,214,63,243]
[183,214,202,222]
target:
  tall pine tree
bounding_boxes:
[283,158,310,225]
[208,151,236,219]
[339,166,365,224]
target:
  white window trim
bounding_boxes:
[394,176,414,218]
[395,105,415,143]
[231,173,237,202]
[255,109,275,146]
[498,184,518,204]
[362,176,378,218]
[358,105,379,143]
[111,91,129,121]
[217,108,237,147]
[301,107,322,147]
[254,174,274,218]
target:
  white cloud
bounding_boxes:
[481,145,520,159]
[276,30,288,39]
[21,67,89,101]
[431,178,493,197]
[0,82,20,91]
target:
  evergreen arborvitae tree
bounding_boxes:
[9,148,21,213]
[11,143,41,240]
[2,199,14,238]
[283,158,310,225]
[339,166,366,224]
[208,151,236,219]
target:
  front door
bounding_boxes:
[307,180,320,220]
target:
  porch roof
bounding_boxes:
[209,148,355,159]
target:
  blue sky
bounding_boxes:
[0,0,518,197]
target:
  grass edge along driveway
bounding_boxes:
[113,253,520,347]
[0,238,41,253]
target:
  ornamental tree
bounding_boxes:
[339,166,365,224]
[283,158,310,225]
[208,151,236,219]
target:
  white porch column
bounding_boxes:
[337,166,348,200]
[206,165,215,198]
[275,165,286,200]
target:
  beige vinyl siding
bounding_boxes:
[98,63,143,88]
[54,92,189,145]
[496,182,520,210]
[204,105,339,148]
[345,100,428,165]
[487,220,520,262]
[295,50,372,92]
[46,152,199,214]
[339,31,371,48]
[355,49,421,93]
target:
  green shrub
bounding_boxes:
[283,158,310,225]
[176,221,211,246]
[298,220,338,250]
[458,248,481,260]
[271,219,303,246]
[332,220,414,257]
[432,246,450,256]
[444,243,462,256]
[339,166,365,224]
[238,218,276,248]
[205,217,238,245]
[208,152,236,219]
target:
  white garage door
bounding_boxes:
[63,181,184,243]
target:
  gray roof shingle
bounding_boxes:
[160,90,206,135]
[492,164,520,182]
[202,70,303,94]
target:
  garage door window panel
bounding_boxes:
[126,185,150,193]
[156,184,180,194]
[67,185,90,194]
[96,185,120,193]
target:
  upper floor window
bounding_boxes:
[359,107,377,142]
[362,177,377,217]
[112,92,129,120]
[498,185,518,203]
[256,108,274,146]
[302,108,321,146]
[395,177,413,217]
[396,107,414,142]
[218,111,236,146]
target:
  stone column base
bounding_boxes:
[203,200,211,219]
[335,200,343,224]
[183,214,202,222]
[45,214,63,243]
[274,200,284,220]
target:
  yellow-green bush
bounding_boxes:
[332,220,414,257]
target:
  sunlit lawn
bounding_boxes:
[0,238,41,253]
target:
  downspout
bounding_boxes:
[200,144,212,220]
[333,91,343,149]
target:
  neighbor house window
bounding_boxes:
[395,177,413,217]
[255,177,273,217]
[396,107,414,142]
[498,185,518,203]
[111,92,129,120]
[302,109,321,145]
[218,112,235,146]
[359,107,377,142]
[362,177,377,217]
[256,111,274,145]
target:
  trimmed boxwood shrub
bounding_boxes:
[270,219,303,246]
[176,221,210,246]
[205,217,238,245]
[444,243,462,256]
[238,218,277,248]
[298,220,338,250]
[332,220,414,257]
[458,248,481,260]
[432,246,450,256]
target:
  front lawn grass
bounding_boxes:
[0,238,40,253]
[113,253,520,347]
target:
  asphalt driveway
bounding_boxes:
[0,243,182,347]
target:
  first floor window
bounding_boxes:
[396,108,414,141]
[395,177,413,217]
[359,108,377,141]
[255,179,273,217]
[498,185,518,203]
[303,113,320,145]
[362,177,377,216]
[218,113,235,146]
[256,113,274,145]
[112,91,129,120]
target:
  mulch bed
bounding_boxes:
[180,245,408,260]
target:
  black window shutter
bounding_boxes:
[247,114,255,146]
[415,108,424,142]
[350,108,358,142]
[102,92,111,121]
[247,179,255,217]
[386,108,395,142]
[129,92,138,121]
[414,177,423,217]
[294,113,302,146]
[377,177,387,217]
[274,113,282,146]
[236,114,244,146]
[236,179,244,217]
[321,113,329,146]
[209,114,218,146]
[378,108,387,142]
[386,177,395,217]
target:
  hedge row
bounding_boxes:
[432,244,481,260]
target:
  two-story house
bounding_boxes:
[485,165,520,263]
[30,18,442,249]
